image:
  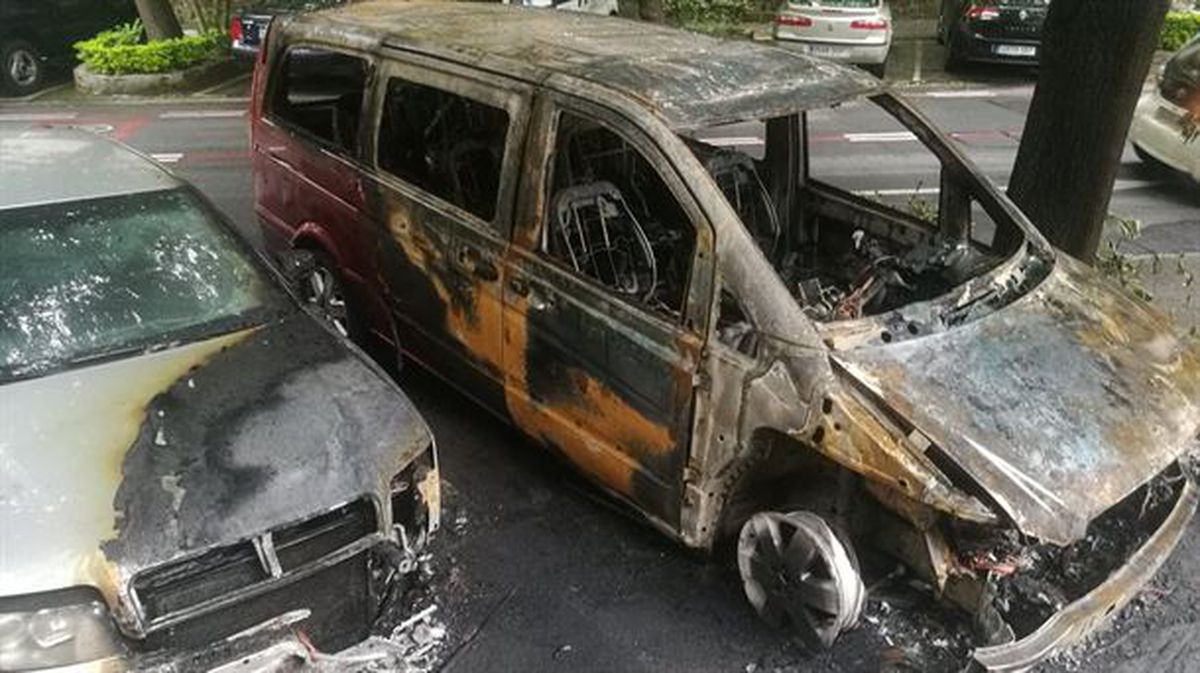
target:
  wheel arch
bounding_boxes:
[716,427,859,544]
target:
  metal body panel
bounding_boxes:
[832,255,1200,545]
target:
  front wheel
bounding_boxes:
[737,510,865,650]
[2,40,43,96]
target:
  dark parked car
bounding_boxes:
[251,3,1200,669]
[938,0,1047,68]
[0,0,136,95]
[231,0,345,57]
[0,127,440,671]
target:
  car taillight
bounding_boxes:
[965,4,1000,20]
[850,18,888,30]
[776,15,814,27]
[230,17,243,43]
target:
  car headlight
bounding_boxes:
[0,589,124,671]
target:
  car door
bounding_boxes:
[502,94,714,530]
[253,44,375,275]
[367,54,531,411]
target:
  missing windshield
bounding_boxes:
[684,94,1030,324]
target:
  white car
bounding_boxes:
[505,0,620,15]
[774,0,892,77]
[1131,35,1200,183]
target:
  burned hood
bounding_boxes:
[833,256,1200,545]
[0,313,430,601]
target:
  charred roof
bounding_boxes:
[288,1,882,129]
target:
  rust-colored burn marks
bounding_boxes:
[383,197,504,375]
[501,288,684,522]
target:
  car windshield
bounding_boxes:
[788,0,880,7]
[0,188,288,382]
[248,0,342,11]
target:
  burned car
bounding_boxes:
[250,3,1200,669]
[0,127,439,671]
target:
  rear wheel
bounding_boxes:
[737,510,865,650]
[2,40,43,96]
[298,249,364,344]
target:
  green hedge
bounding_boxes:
[1163,12,1200,52]
[75,21,225,75]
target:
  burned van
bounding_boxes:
[250,3,1200,669]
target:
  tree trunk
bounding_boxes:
[637,0,666,23]
[1006,0,1169,261]
[135,0,184,40]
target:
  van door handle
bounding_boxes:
[508,277,530,296]
[458,246,498,282]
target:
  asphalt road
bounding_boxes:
[2,88,1199,673]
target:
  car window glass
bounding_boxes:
[377,77,510,222]
[542,112,695,319]
[271,47,368,154]
[0,188,286,383]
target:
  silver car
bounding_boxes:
[774,0,893,76]
[0,127,440,671]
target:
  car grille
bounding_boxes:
[133,499,377,628]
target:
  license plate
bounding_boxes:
[807,44,850,58]
[995,44,1037,57]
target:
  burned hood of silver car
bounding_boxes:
[0,312,430,601]
[833,256,1200,545]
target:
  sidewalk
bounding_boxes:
[1130,253,1200,335]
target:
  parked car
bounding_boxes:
[502,0,620,16]
[773,0,892,78]
[0,0,136,95]
[1131,34,1200,184]
[231,0,345,57]
[938,0,1047,69]
[0,126,440,671]
[250,3,1200,669]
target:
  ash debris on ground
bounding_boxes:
[317,604,447,673]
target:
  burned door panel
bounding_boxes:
[501,99,710,529]
[367,58,530,410]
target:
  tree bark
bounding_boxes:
[135,0,184,41]
[1006,0,1169,261]
[637,0,666,23]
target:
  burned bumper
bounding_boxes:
[972,476,1198,672]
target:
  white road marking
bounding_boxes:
[698,136,763,147]
[150,152,184,163]
[852,179,1160,198]
[844,131,918,143]
[923,90,999,99]
[159,110,246,119]
[853,187,941,197]
[0,112,78,121]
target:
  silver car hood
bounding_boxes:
[0,315,430,611]
[834,256,1200,545]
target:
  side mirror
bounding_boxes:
[276,249,316,294]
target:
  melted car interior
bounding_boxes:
[685,95,1020,340]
